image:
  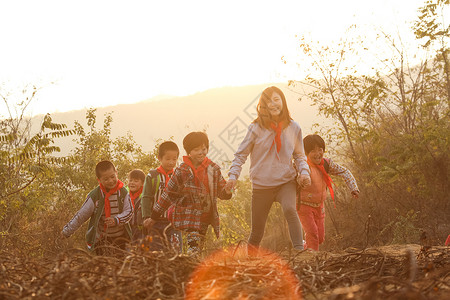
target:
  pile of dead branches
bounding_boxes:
[290,246,449,299]
[0,244,448,299]
[0,245,197,299]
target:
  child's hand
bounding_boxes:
[143,218,156,229]
[297,174,311,188]
[225,179,236,194]
[104,217,116,227]
[351,191,359,199]
[60,231,67,239]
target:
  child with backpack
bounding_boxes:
[128,169,146,240]
[147,132,233,255]
[61,160,133,255]
[141,141,182,251]
[298,134,359,251]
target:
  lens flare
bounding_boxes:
[185,246,301,299]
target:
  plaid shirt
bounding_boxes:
[152,160,232,238]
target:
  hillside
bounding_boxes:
[33,83,325,169]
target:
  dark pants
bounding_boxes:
[248,180,303,250]
[186,224,209,255]
[147,220,182,252]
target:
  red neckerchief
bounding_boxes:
[270,121,283,153]
[307,157,335,207]
[157,166,174,187]
[129,186,143,208]
[98,180,124,218]
[183,156,212,192]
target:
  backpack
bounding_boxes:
[141,169,161,219]
[142,169,174,220]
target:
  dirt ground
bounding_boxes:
[0,243,448,299]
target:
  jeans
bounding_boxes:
[147,220,182,252]
[248,180,304,249]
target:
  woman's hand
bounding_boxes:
[225,179,237,194]
[297,174,311,189]
[351,190,360,199]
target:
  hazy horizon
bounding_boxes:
[28,83,326,175]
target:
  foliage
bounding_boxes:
[206,176,292,252]
[216,177,252,247]
[379,209,421,244]
[288,0,449,248]
[0,85,74,236]
[0,105,161,254]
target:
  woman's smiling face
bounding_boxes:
[267,92,283,118]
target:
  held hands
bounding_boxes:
[224,179,236,194]
[351,190,360,199]
[104,217,116,227]
[297,174,311,189]
[143,218,156,229]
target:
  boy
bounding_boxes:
[141,141,182,251]
[61,160,133,255]
[128,169,146,240]
[147,132,232,255]
[297,134,359,251]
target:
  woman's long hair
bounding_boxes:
[253,86,292,129]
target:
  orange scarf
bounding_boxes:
[270,121,283,153]
[98,180,124,218]
[307,157,335,206]
[157,166,174,187]
[129,186,143,208]
[183,156,212,192]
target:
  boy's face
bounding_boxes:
[98,167,119,190]
[188,144,208,166]
[159,150,179,172]
[307,146,324,165]
[128,177,144,193]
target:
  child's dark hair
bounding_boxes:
[303,134,326,155]
[95,160,116,178]
[158,141,179,158]
[128,169,146,182]
[183,131,209,154]
[253,86,292,129]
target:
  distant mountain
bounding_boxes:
[32,83,326,173]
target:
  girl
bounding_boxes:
[226,86,311,252]
[298,134,359,251]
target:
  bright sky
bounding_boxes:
[0,0,427,116]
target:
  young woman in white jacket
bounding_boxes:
[226,86,311,252]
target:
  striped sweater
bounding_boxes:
[62,186,133,249]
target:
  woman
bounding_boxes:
[226,86,311,252]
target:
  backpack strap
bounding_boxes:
[149,169,161,203]
[142,169,160,220]
[323,158,330,173]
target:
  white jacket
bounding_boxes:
[228,121,310,189]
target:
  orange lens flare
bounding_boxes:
[185,246,301,299]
